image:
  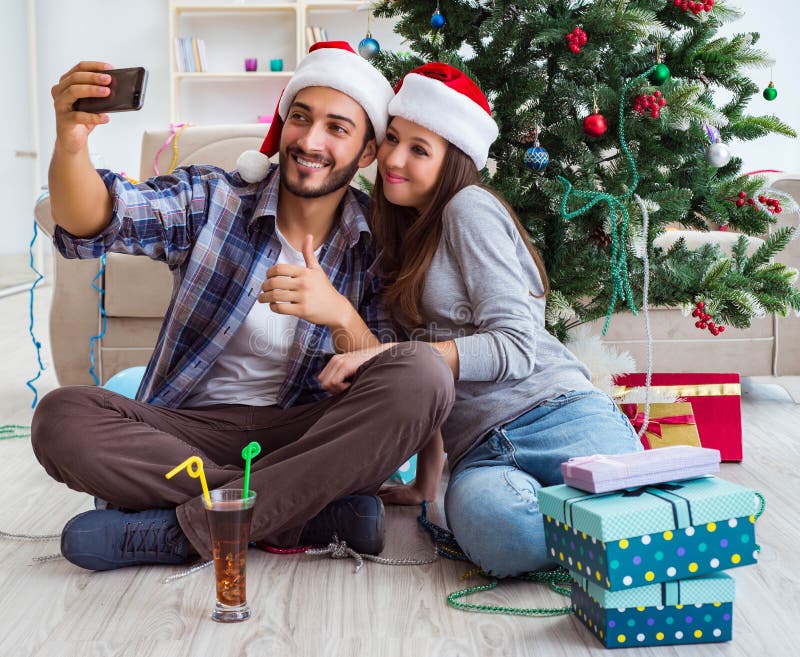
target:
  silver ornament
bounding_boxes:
[705,142,731,168]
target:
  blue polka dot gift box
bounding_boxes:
[571,571,735,648]
[539,476,759,590]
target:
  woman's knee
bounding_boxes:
[445,466,553,577]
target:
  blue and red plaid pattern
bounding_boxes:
[54,164,396,408]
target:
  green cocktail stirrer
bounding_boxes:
[242,441,262,497]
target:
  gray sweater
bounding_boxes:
[404,185,595,468]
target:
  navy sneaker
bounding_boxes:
[61,509,192,571]
[299,495,385,555]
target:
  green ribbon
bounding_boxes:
[558,65,658,334]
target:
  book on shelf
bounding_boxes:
[305,25,329,50]
[174,37,207,73]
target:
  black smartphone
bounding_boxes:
[74,67,148,113]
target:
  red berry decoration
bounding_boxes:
[633,92,667,118]
[757,195,783,214]
[675,0,714,14]
[566,27,588,53]
[691,300,725,336]
[583,112,608,137]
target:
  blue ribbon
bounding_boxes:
[26,208,47,408]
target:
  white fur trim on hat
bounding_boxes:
[237,150,271,184]
[388,73,499,169]
[278,48,394,143]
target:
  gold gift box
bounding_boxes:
[617,402,701,449]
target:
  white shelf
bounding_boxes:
[176,71,295,79]
[305,1,372,10]
[169,0,394,123]
[175,3,298,14]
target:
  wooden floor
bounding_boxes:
[1,285,798,657]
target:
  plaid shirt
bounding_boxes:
[54,164,396,409]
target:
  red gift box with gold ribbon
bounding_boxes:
[614,373,743,461]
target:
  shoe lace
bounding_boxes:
[120,520,180,559]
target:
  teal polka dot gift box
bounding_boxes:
[539,476,758,590]
[571,571,735,648]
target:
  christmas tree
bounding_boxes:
[372,0,800,340]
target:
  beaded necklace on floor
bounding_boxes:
[418,502,573,616]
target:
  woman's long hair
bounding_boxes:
[371,142,549,326]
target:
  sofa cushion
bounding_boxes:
[104,253,173,318]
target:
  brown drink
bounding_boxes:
[203,489,257,622]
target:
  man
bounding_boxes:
[32,42,455,571]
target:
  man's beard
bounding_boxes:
[279,146,363,198]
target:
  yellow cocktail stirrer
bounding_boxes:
[165,456,212,507]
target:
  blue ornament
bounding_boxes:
[524,145,549,172]
[103,366,146,399]
[431,9,446,30]
[358,36,380,61]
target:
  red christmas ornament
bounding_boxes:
[583,112,607,137]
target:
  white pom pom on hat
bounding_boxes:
[237,149,272,184]
[388,62,498,170]
[237,40,394,183]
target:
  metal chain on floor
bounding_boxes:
[305,534,437,573]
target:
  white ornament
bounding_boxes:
[706,142,732,168]
[237,150,271,183]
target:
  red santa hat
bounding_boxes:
[237,41,394,183]
[388,62,498,170]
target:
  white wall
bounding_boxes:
[36,0,170,179]
[717,1,799,173]
[34,0,799,180]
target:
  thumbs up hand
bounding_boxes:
[260,234,352,328]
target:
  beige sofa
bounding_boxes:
[34,126,800,391]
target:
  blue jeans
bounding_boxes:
[444,390,641,578]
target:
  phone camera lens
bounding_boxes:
[133,92,140,101]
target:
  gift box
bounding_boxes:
[572,571,735,648]
[539,476,758,590]
[614,373,743,461]
[617,402,701,450]
[561,446,721,494]
[389,454,417,485]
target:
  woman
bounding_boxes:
[317,63,640,577]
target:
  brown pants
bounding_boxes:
[31,343,454,560]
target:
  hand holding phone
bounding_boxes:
[73,67,148,113]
